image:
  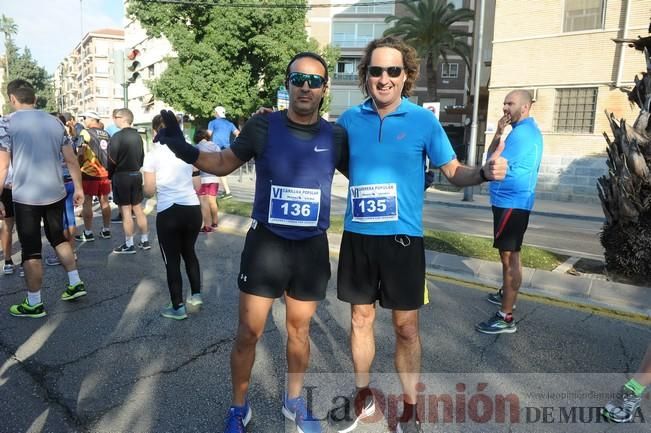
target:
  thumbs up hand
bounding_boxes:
[482,136,508,181]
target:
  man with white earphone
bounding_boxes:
[327,36,508,433]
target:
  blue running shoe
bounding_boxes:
[161,304,187,320]
[223,403,251,433]
[283,394,322,433]
[475,312,516,334]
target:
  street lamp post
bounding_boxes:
[463,0,485,202]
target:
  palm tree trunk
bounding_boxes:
[426,53,438,101]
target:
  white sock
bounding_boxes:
[68,270,81,286]
[27,291,42,306]
[84,229,93,236]
[141,233,149,243]
[126,237,134,247]
[103,227,110,232]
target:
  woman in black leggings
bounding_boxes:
[142,115,202,320]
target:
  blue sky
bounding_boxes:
[1,0,124,74]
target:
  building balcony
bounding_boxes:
[332,72,358,81]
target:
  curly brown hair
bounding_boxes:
[358,36,420,98]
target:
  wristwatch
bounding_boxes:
[479,167,489,182]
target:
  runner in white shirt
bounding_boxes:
[142,114,202,320]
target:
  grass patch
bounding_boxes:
[219,199,566,271]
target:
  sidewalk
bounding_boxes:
[222,173,649,320]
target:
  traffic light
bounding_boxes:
[126,49,141,84]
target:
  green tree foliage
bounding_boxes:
[384,0,473,100]
[127,0,338,123]
[1,17,54,113]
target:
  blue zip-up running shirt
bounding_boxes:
[338,98,456,236]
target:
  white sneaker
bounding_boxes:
[3,263,14,274]
[186,294,203,307]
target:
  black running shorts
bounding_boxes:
[238,222,331,301]
[14,199,67,261]
[1,188,14,218]
[492,206,530,252]
[112,171,144,206]
[337,231,427,310]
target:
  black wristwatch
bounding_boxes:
[479,167,489,182]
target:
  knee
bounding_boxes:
[351,307,375,333]
[236,322,263,347]
[394,322,419,345]
[286,320,310,345]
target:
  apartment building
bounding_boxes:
[487,0,648,202]
[123,11,175,130]
[54,29,124,121]
[307,0,476,152]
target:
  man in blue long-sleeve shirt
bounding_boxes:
[476,89,543,335]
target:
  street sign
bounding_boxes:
[277,86,289,111]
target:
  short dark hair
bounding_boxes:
[193,128,210,144]
[152,114,164,133]
[7,79,36,104]
[285,52,329,82]
[358,36,420,98]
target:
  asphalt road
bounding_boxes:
[228,175,604,260]
[0,224,648,433]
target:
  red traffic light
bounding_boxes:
[127,49,140,61]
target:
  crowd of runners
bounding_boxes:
[0,34,647,433]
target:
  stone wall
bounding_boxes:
[432,155,608,203]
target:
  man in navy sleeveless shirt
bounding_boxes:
[157,52,347,433]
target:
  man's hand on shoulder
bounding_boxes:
[252,107,274,116]
[156,110,199,165]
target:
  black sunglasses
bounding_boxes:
[368,66,404,78]
[288,72,326,89]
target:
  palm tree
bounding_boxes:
[0,14,18,80]
[384,0,474,100]
[598,33,651,284]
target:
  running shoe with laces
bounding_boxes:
[161,304,187,320]
[9,299,46,318]
[113,243,136,254]
[3,262,14,274]
[61,281,87,301]
[221,193,233,200]
[186,293,203,307]
[397,417,423,433]
[45,255,61,266]
[99,229,111,239]
[327,388,376,433]
[486,288,516,309]
[282,394,322,433]
[475,312,516,334]
[74,232,95,242]
[601,385,643,423]
[137,240,151,250]
[223,403,252,433]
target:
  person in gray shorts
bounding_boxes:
[0,79,87,318]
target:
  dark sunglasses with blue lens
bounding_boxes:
[288,72,326,89]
